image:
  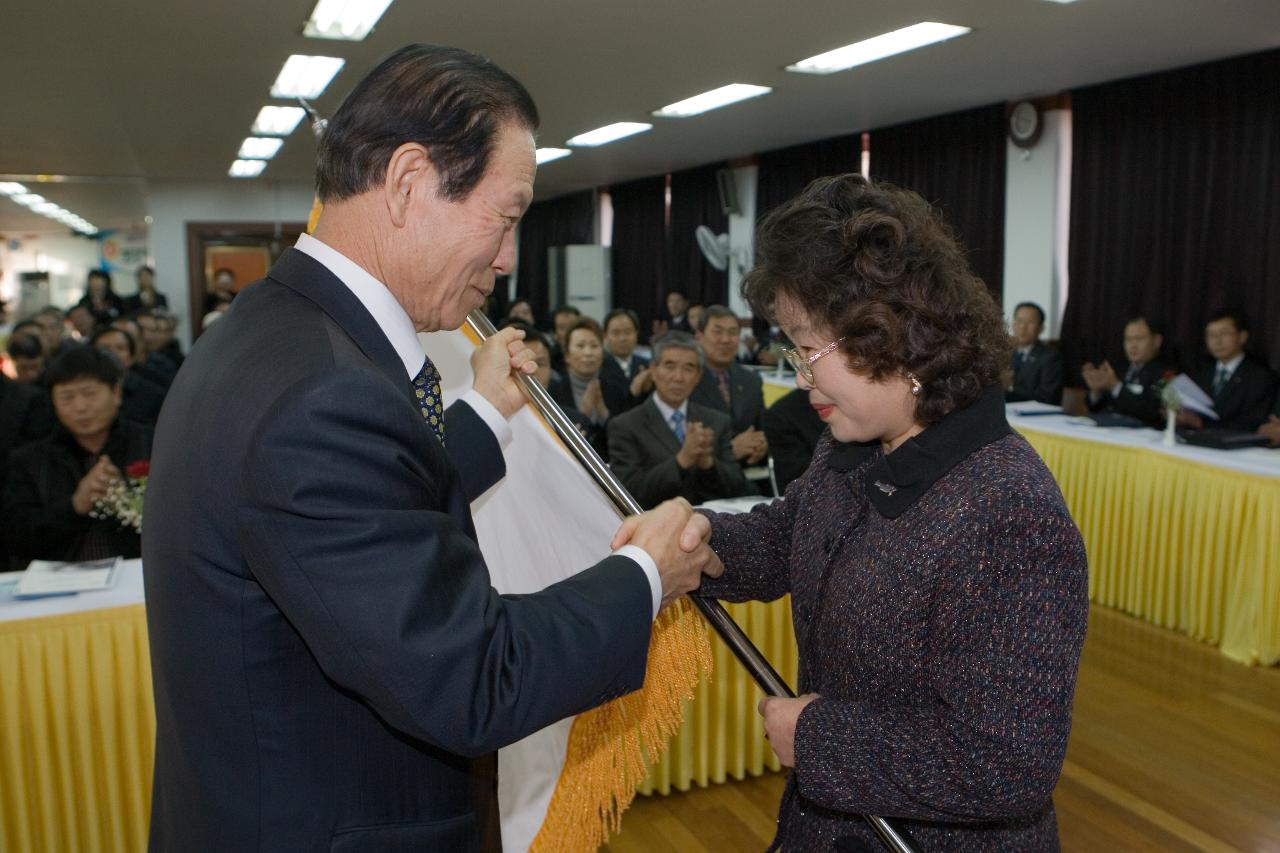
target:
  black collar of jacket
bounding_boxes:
[267,248,412,405]
[827,384,1011,518]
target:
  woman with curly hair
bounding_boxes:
[695,174,1088,851]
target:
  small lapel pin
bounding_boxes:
[874,480,897,496]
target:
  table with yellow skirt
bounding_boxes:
[4,412,1277,850]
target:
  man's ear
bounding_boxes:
[383,143,438,228]
[1239,329,1249,349]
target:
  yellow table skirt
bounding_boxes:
[0,604,153,853]
[1017,428,1280,666]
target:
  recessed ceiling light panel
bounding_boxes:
[270,55,345,99]
[303,0,395,41]
[653,84,772,118]
[252,106,308,136]
[535,148,572,165]
[786,22,972,75]
[238,137,285,160]
[229,159,268,178]
[566,122,653,147]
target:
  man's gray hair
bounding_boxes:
[651,330,704,369]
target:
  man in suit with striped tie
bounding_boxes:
[1178,311,1278,432]
[143,44,720,853]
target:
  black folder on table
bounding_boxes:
[1178,429,1271,450]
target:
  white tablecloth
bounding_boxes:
[0,558,145,623]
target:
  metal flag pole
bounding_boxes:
[466,311,917,852]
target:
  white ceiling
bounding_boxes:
[1,0,1277,233]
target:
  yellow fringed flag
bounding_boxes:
[422,328,712,852]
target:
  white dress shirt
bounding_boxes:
[294,234,663,617]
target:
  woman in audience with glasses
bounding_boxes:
[689,174,1088,851]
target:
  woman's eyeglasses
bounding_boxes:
[780,337,845,384]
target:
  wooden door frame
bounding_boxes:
[185,221,307,338]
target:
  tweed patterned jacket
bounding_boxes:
[698,385,1088,852]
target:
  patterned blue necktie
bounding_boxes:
[413,357,446,445]
[670,409,686,443]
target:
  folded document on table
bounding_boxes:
[14,557,120,598]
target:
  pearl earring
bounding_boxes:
[908,372,922,396]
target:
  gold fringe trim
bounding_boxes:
[530,597,712,852]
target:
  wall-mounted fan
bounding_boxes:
[696,225,748,273]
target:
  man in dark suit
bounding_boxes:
[691,305,769,466]
[3,347,150,565]
[1081,315,1172,428]
[0,373,54,568]
[1178,311,1278,432]
[1004,301,1064,405]
[1259,396,1280,447]
[143,44,718,853]
[600,308,651,415]
[761,388,825,492]
[608,331,751,509]
[91,327,167,429]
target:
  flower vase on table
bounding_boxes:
[1160,383,1181,447]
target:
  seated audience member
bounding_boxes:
[112,317,173,389]
[656,290,693,336]
[746,314,783,365]
[33,307,77,358]
[686,304,706,334]
[76,269,126,327]
[204,267,237,314]
[0,373,55,567]
[1081,315,1172,427]
[549,303,581,372]
[498,319,592,434]
[1178,311,1278,432]
[506,298,536,326]
[1259,398,1280,447]
[561,318,611,447]
[6,330,46,384]
[123,265,168,313]
[761,387,826,492]
[692,305,768,466]
[142,311,185,372]
[3,347,151,563]
[92,327,167,428]
[1005,301,1064,405]
[608,331,750,509]
[600,308,651,416]
[67,304,97,340]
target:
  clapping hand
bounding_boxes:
[72,455,121,516]
[731,427,768,464]
[1081,361,1120,394]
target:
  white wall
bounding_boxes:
[0,231,103,318]
[147,180,316,345]
[1003,109,1071,338]
[726,164,758,319]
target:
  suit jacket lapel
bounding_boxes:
[641,401,682,453]
[266,248,413,405]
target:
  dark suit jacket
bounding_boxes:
[599,353,650,416]
[3,418,151,564]
[122,290,169,314]
[1087,360,1171,428]
[607,398,750,509]
[143,249,653,853]
[0,377,55,567]
[689,362,765,435]
[761,388,826,492]
[1006,342,1064,405]
[1190,357,1278,432]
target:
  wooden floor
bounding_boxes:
[603,606,1280,852]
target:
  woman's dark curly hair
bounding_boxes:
[743,174,1011,424]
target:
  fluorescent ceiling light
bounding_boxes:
[1041,0,1079,3]
[786,22,972,75]
[535,148,572,165]
[566,122,653,148]
[229,159,268,178]
[12,193,45,207]
[270,54,345,99]
[303,0,394,40]
[239,137,285,159]
[31,202,59,214]
[653,84,772,118]
[252,106,307,136]
[0,182,27,195]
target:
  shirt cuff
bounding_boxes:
[613,544,662,620]
[1110,384,1123,399]
[459,388,513,449]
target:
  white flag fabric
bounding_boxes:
[420,328,625,853]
